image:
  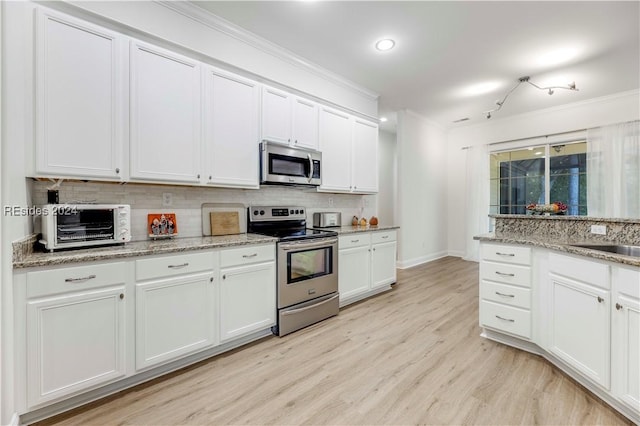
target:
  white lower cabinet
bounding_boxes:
[135,271,216,370]
[548,273,610,388]
[219,244,276,342]
[134,252,216,370]
[612,265,640,413]
[25,263,127,407]
[478,242,640,423]
[338,230,396,305]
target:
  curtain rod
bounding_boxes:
[460,119,638,150]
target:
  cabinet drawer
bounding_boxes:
[480,300,531,339]
[136,252,214,281]
[339,233,371,249]
[480,281,531,309]
[482,243,531,265]
[550,253,609,290]
[371,230,396,244]
[220,244,275,268]
[27,262,127,298]
[480,261,531,287]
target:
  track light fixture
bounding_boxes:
[484,76,578,119]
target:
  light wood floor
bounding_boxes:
[37,257,631,425]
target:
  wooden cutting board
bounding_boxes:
[210,211,240,236]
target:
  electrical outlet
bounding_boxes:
[162,192,173,207]
[328,197,334,207]
[591,224,607,235]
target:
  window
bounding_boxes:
[490,142,587,215]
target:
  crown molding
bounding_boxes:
[154,1,379,102]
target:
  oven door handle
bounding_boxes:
[281,293,339,316]
[280,237,337,251]
[307,154,313,182]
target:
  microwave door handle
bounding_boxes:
[307,154,313,182]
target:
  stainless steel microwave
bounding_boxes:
[39,204,131,251]
[260,141,321,186]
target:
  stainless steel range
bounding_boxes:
[248,206,339,336]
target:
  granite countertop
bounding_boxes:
[489,214,640,224]
[13,234,277,269]
[315,225,400,235]
[475,233,640,267]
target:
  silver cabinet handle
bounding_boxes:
[616,303,623,310]
[65,274,96,283]
[242,253,258,258]
[496,252,515,257]
[119,293,124,300]
[495,315,515,322]
[351,239,359,243]
[115,168,120,174]
[597,296,604,303]
[495,271,515,277]
[495,291,515,298]
[168,263,189,269]
[382,235,389,239]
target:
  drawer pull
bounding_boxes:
[495,271,515,277]
[242,253,258,258]
[168,263,189,269]
[495,315,515,322]
[496,252,515,257]
[64,274,96,283]
[597,296,604,303]
[495,291,515,298]
[351,239,359,243]
[616,303,623,310]
[382,235,389,239]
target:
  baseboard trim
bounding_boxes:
[339,285,392,308]
[396,251,448,269]
[9,412,20,426]
[447,250,465,258]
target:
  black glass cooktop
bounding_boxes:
[254,228,337,242]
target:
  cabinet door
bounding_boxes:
[130,41,201,183]
[613,286,640,412]
[339,246,371,301]
[27,287,126,407]
[219,262,276,342]
[319,107,352,192]
[261,86,292,145]
[292,96,318,150]
[549,274,610,389]
[371,241,397,289]
[205,68,259,188]
[35,8,124,179]
[352,119,379,193]
[136,272,215,370]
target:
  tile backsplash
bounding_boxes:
[31,181,377,241]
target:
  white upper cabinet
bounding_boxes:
[352,119,379,193]
[291,96,319,149]
[319,107,352,192]
[130,41,202,183]
[261,86,319,150]
[35,8,125,180]
[204,67,260,188]
[319,107,378,194]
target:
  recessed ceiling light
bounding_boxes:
[375,39,395,51]
[379,117,388,122]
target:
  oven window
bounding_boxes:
[287,246,333,284]
[56,209,115,243]
[269,153,309,177]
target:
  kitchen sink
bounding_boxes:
[570,244,640,258]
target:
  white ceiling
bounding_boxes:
[193,1,639,132]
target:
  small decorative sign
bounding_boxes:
[148,213,178,239]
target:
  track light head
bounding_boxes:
[486,112,492,119]
[548,89,554,95]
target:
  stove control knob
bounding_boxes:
[290,209,294,214]
[260,210,265,215]
[294,209,299,214]
[253,210,258,216]
[300,209,304,215]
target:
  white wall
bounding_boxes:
[446,90,640,256]
[377,130,397,226]
[396,110,448,268]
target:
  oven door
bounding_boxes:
[277,237,338,308]
[261,142,321,186]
